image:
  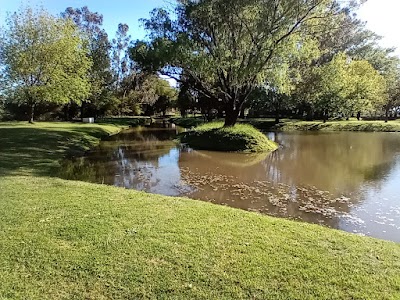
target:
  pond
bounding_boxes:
[60,123,400,242]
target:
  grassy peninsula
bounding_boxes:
[180,122,278,152]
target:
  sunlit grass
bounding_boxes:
[0,121,399,299]
[180,122,278,152]
[0,122,122,176]
[172,117,400,132]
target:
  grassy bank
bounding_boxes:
[98,116,153,127]
[180,122,278,152]
[275,119,400,132]
[0,122,123,177]
[170,117,206,128]
[172,117,400,132]
[0,122,400,299]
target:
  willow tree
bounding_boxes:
[0,7,91,122]
[131,0,343,126]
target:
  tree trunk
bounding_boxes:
[385,108,389,123]
[275,108,280,124]
[239,106,246,119]
[224,107,240,127]
[29,103,35,123]
[322,110,327,123]
[356,111,361,121]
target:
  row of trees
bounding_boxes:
[1,1,400,124]
[131,0,400,125]
[0,6,177,122]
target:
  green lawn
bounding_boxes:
[275,119,400,132]
[1,122,400,299]
[0,122,123,177]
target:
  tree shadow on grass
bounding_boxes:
[0,125,112,177]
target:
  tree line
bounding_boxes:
[0,6,177,122]
[1,1,400,125]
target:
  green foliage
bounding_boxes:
[111,23,131,91]
[0,7,92,121]
[0,101,5,121]
[180,122,278,152]
[176,78,197,117]
[62,6,114,118]
[296,53,387,120]
[171,117,206,128]
[132,0,341,126]
[172,117,400,132]
[153,78,177,115]
[98,117,152,127]
[346,60,387,115]
[116,74,176,116]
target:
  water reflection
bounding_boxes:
[60,125,400,242]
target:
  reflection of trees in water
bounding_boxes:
[108,126,181,143]
[60,127,180,192]
[258,132,400,228]
[264,132,400,195]
[340,157,400,241]
[177,150,337,228]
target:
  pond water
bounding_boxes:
[60,123,400,242]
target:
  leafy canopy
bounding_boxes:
[131,0,341,125]
[0,7,92,117]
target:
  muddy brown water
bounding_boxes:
[60,123,400,242]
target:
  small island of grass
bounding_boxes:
[180,122,278,152]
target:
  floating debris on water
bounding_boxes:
[178,167,358,225]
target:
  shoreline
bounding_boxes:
[171,117,400,132]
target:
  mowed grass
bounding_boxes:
[180,122,278,152]
[0,122,123,176]
[275,119,400,132]
[0,122,400,299]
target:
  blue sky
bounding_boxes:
[0,0,399,56]
[0,0,174,41]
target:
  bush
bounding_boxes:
[98,117,152,127]
[180,122,278,152]
[170,117,206,128]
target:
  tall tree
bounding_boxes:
[345,60,386,119]
[0,7,91,122]
[112,23,131,91]
[382,65,400,122]
[131,0,348,126]
[153,79,178,116]
[295,53,387,121]
[62,6,113,118]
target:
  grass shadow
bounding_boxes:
[0,123,119,177]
